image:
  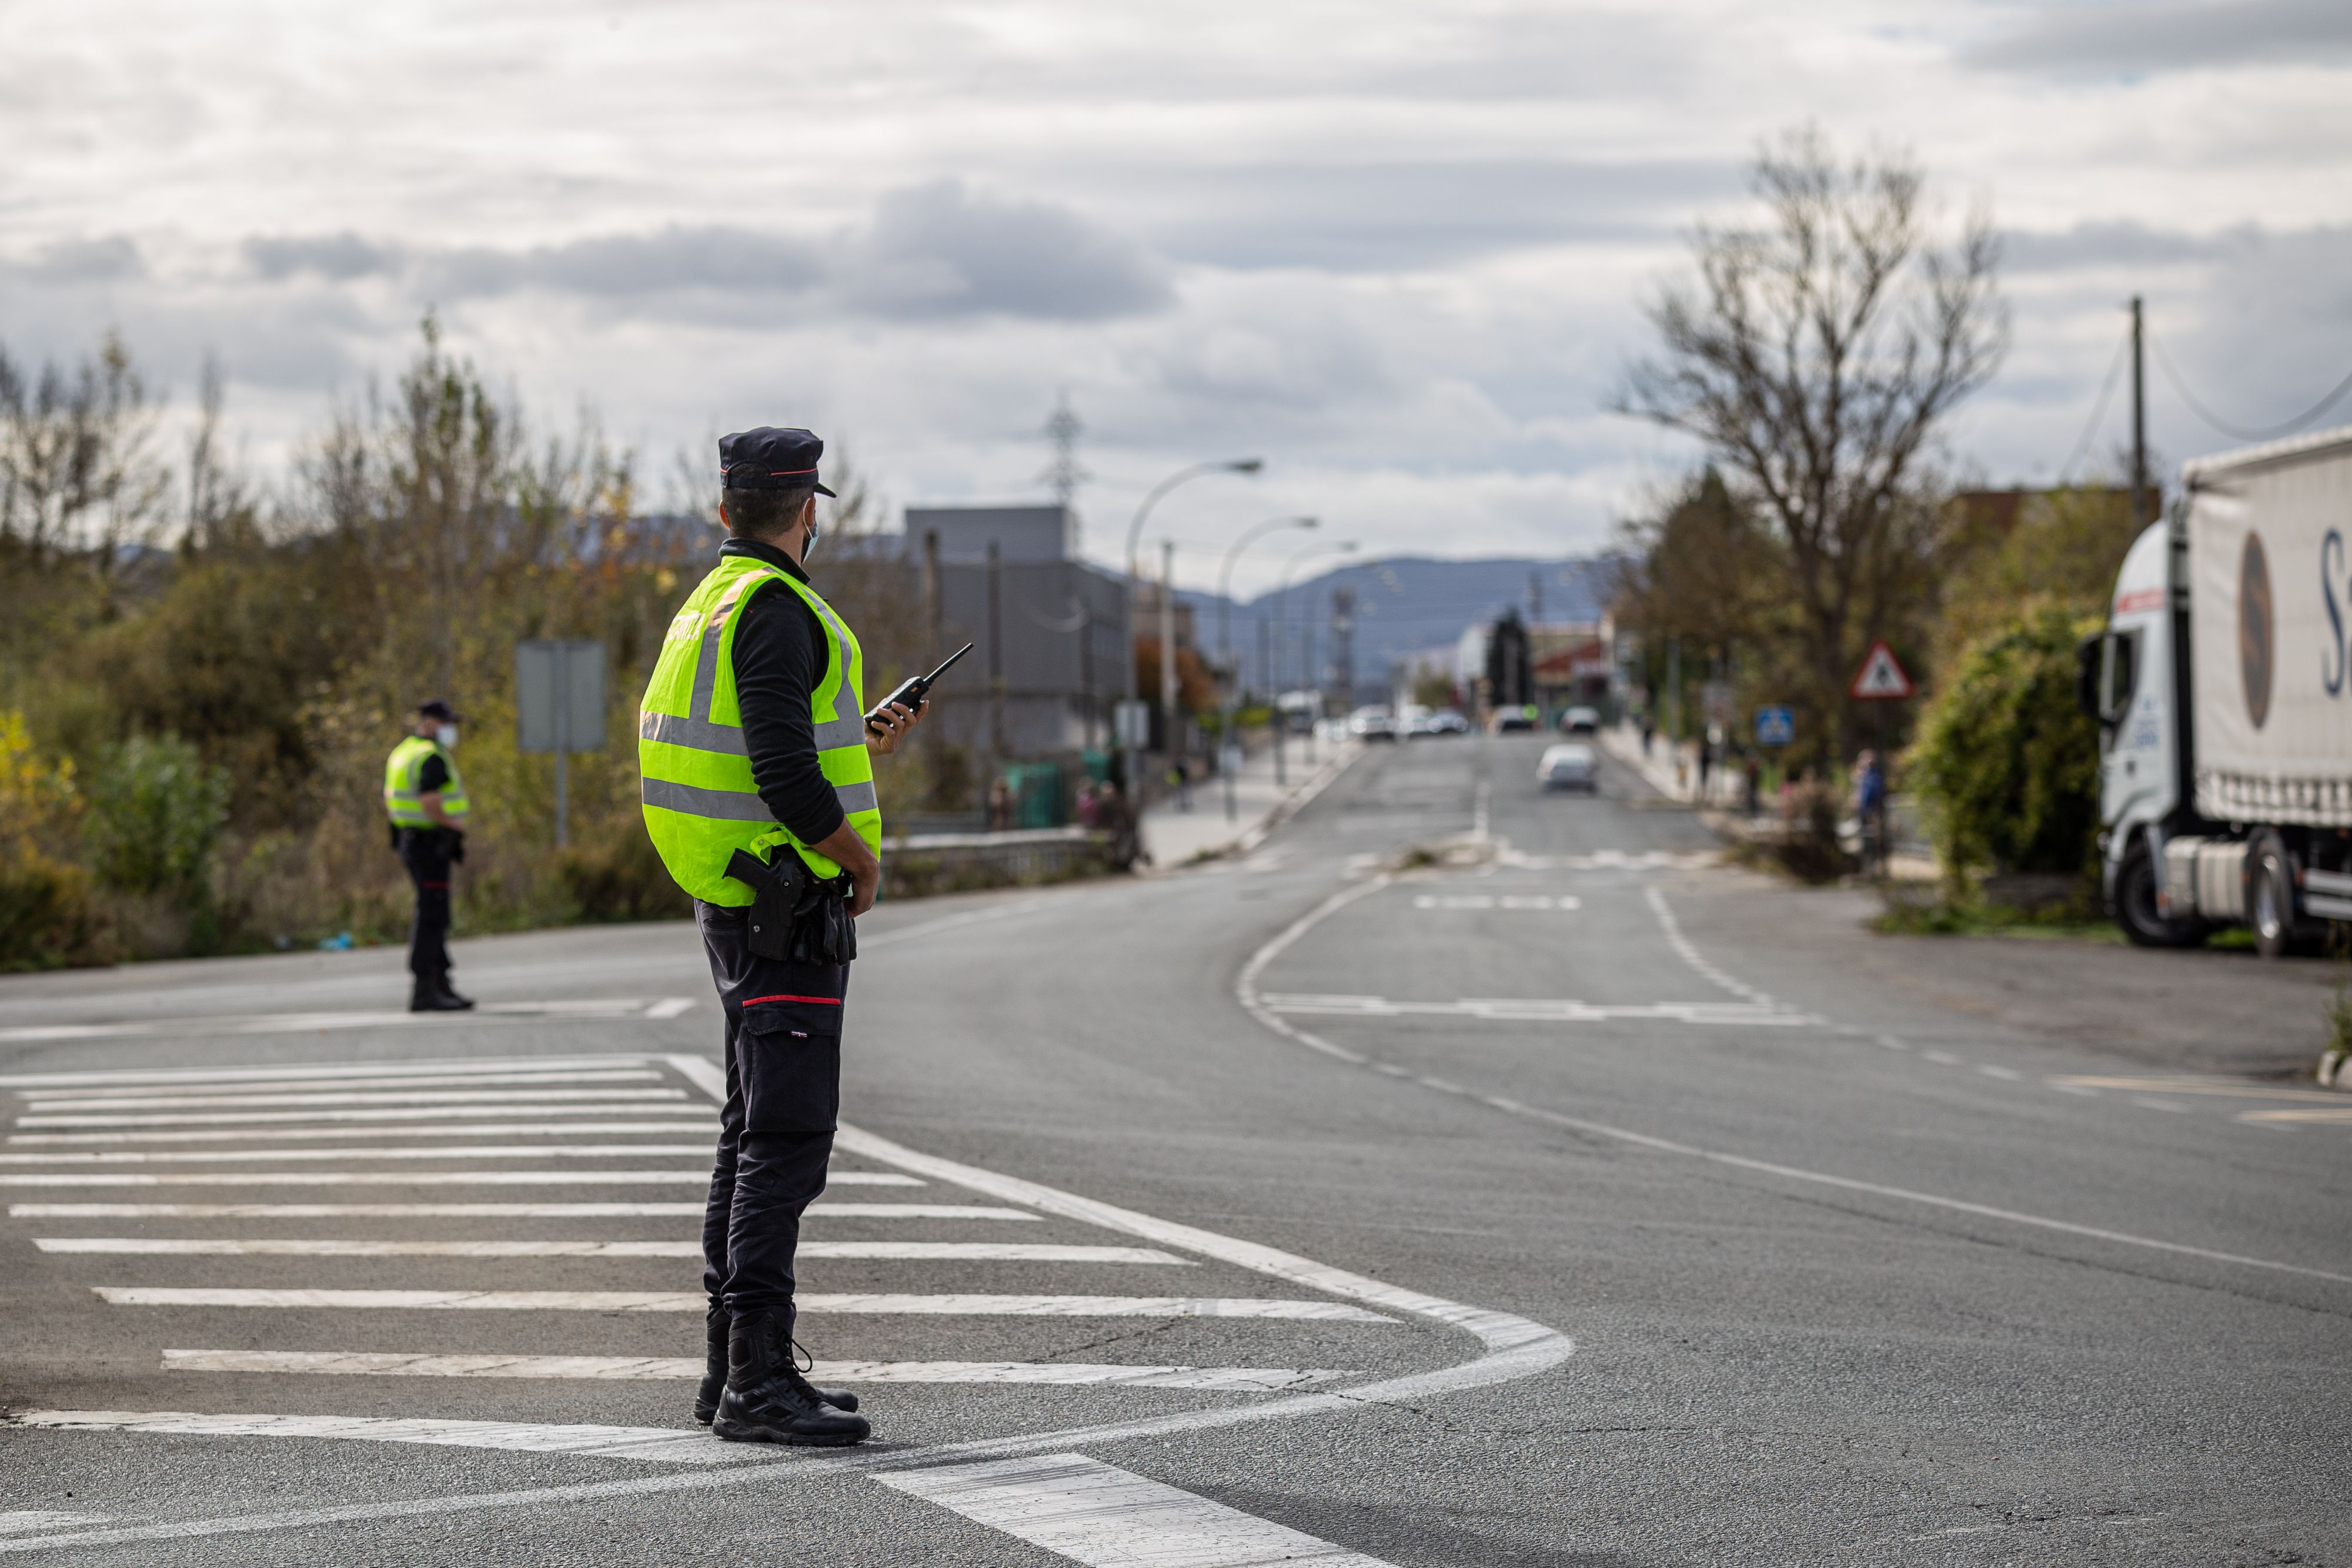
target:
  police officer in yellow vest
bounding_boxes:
[639,427,921,1448]
[383,700,476,1014]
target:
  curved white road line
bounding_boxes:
[1237,869,2352,1292]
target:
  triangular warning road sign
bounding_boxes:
[1849,639,1915,701]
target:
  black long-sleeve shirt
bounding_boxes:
[721,537,847,848]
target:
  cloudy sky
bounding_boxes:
[6,0,2348,595]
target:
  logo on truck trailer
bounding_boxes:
[2239,531,2271,730]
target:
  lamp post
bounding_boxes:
[1271,539,1357,785]
[1216,515,1316,820]
[1122,458,1262,805]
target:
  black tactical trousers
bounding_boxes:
[397,829,455,982]
[696,899,851,1319]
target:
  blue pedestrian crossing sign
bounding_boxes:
[1754,706,1795,747]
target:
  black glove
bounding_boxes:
[447,831,466,864]
[788,874,858,965]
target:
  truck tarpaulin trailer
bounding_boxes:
[2086,422,2352,955]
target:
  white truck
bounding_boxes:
[2087,423,2352,955]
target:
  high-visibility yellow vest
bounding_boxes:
[638,554,880,906]
[383,736,470,828]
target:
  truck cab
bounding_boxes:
[2088,520,2200,947]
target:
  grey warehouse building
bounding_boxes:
[904,504,1128,758]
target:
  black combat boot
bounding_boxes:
[409,977,468,1013]
[433,972,476,1009]
[696,1306,854,1425]
[711,1309,870,1447]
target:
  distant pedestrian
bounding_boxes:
[1074,780,1100,830]
[1742,753,1762,817]
[987,777,1014,831]
[1698,735,1715,798]
[1854,748,1886,871]
[1641,718,1656,757]
[1170,758,1192,812]
[382,700,474,1013]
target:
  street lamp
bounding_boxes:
[1271,539,1357,784]
[1216,516,1317,820]
[1121,459,1262,803]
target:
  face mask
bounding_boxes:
[436,724,459,748]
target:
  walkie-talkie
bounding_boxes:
[866,641,974,733]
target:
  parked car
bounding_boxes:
[1561,705,1601,735]
[1424,708,1470,736]
[1539,741,1598,792]
[1495,707,1538,733]
[1348,705,1398,741]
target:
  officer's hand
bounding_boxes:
[847,862,880,918]
[864,699,926,757]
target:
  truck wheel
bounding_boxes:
[2248,834,2297,959]
[2116,841,2206,949]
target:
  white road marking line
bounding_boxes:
[0,1145,717,1165]
[9,1121,714,1146]
[0,1513,109,1536]
[1923,1050,1961,1065]
[9,1410,756,1466]
[161,1350,1342,1390]
[2132,1096,2191,1113]
[643,997,696,1019]
[12,1201,1031,1219]
[1241,874,2352,1291]
[45,1238,1187,1262]
[97,1288,1395,1319]
[21,1086,690,1115]
[0,1001,671,1045]
[2239,1108,2352,1124]
[878,1452,1398,1567]
[15,1069,662,1101]
[23,1100,691,1124]
[1642,884,1779,1005]
[1257,994,1806,1025]
[1977,1065,2023,1081]
[1411,893,1581,910]
[1,1169,913,1188]
[2053,1074,2350,1102]
[0,1054,659,1090]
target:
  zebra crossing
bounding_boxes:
[4,1050,1388,1422]
[0,1042,1515,1559]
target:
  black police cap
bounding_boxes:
[719,427,837,496]
[417,699,459,721]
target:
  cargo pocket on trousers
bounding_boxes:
[738,1004,842,1134]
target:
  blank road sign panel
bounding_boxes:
[516,640,606,753]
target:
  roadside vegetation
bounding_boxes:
[0,320,940,970]
[1611,128,2147,922]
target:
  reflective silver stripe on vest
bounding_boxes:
[644,708,867,755]
[688,575,770,722]
[813,713,869,751]
[641,777,774,823]
[836,779,879,815]
[640,710,750,754]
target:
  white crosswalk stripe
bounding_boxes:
[93,1288,1396,1319]
[16,1069,663,1099]
[21,1087,693,1113]
[878,1453,1400,1566]
[42,1238,1187,1262]
[0,1169,901,1186]
[11,1121,714,1145]
[11,1201,1040,1219]
[162,1350,1347,1390]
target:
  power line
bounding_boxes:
[2057,325,2131,485]
[2149,332,2352,444]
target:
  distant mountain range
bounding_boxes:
[1177,556,1618,694]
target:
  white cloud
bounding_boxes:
[1,0,2346,587]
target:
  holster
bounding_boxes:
[727,848,809,962]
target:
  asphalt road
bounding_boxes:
[1,733,2346,1565]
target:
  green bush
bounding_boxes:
[0,847,108,969]
[1907,606,2103,884]
[82,734,232,898]
[555,815,690,922]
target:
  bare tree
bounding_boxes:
[0,331,170,571]
[1617,126,2006,758]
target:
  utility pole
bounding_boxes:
[1160,540,1178,770]
[2130,295,2150,530]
